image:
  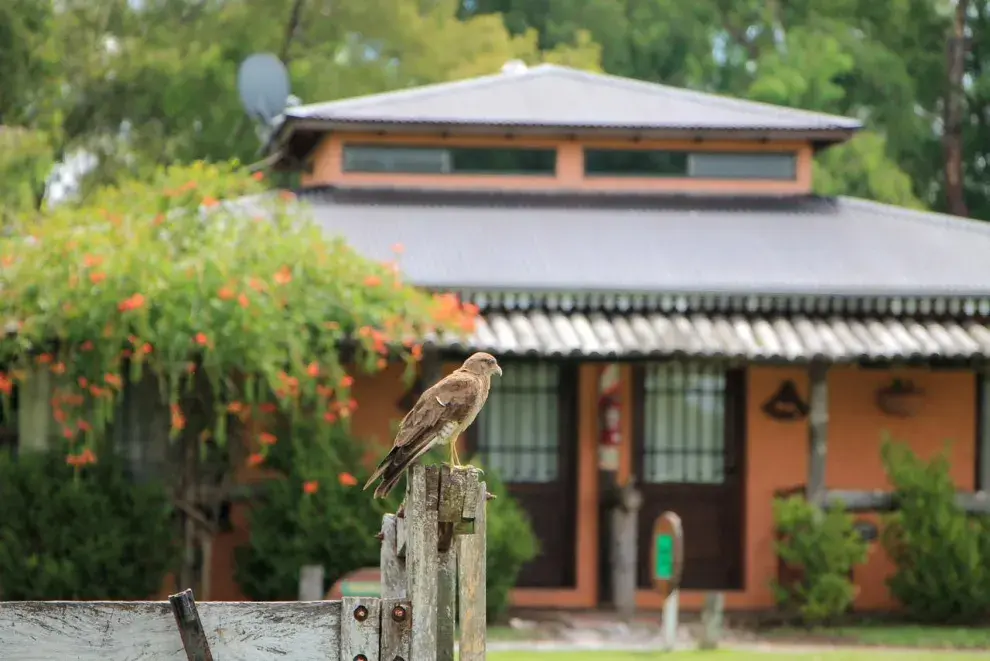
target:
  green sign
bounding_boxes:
[340,581,381,597]
[654,533,674,580]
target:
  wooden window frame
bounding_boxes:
[583,148,798,181]
[341,143,558,177]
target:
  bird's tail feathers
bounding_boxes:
[363,446,398,491]
[371,440,435,499]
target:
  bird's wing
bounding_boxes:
[363,371,483,496]
[392,371,481,448]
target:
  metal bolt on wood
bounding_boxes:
[391,605,407,622]
[354,655,367,661]
[353,605,369,622]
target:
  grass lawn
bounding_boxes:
[488,652,979,661]
[764,625,990,650]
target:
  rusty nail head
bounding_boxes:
[354,655,368,661]
[391,605,407,622]
[394,657,405,661]
[353,605,368,622]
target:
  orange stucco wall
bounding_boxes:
[200,363,978,611]
[635,365,976,611]
[300,132,815,195]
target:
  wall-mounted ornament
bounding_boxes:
[875,378,924,418]
[761,380,810,421]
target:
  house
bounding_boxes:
[252,62,990,612]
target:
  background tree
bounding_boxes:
[1,0,987,215]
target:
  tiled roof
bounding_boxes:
[432,310,990,362]
[282,64,860,137]
[295,187,990,298]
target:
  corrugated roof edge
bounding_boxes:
[285,64,862,129]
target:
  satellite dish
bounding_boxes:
[500,59,528,75]
[237,53,291,125]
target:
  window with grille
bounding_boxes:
[584,148,797,180]
[341,144,557,175]
[640,362,741,484]
[473,362,564,483]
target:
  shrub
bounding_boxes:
[234,427,400,601]
[0,448,175,600]
[480,463,539,621]
[881,439,990,623]
[771,495,869,624]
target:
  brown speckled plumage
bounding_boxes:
[363,352,502,499]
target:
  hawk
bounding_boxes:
[364,352,502,499]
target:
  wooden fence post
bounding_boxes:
[406,465,441,661]
[396,463,486,661]
[298,565,325,601]
[699,592,724,650]
[458,478,486,661]
[611,480,642,620]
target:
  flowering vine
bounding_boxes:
[0,162,479,470]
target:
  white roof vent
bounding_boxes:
[500,59,528,75]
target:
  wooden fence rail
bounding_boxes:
[0,464,487,661]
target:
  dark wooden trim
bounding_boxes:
[977,372,985,491]
[821,489,990,514]
[631,362,748,591]
[436,349,990,371]
[727,367,748,591]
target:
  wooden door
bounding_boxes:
[466,360,578,588]
[633,362,746,590]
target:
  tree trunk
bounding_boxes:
[944,0,970,217]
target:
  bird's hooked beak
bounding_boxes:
[494,364,503,377]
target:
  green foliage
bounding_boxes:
[480,463,539,622]
[0,161,474,468]
[0,448,175,600]
[880,439,990,623]
[0,128,54,225]
[234,427,400,601]
[814,132,925,209]
[772,495,869,625]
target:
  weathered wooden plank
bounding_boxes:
[823,489,990,514]
[380,514,407,600]
[438,466,467,524]
[0,600,342,661]
[458,480,487,661]
[611,483,642,620]
[299,565,325,601]
[341,597,382,661]
[454,468,482,535]
[806,362,829,506]
[380,599,412,661]
[168,590,213,661]
[407,464,440,661]
[436,547,457,661]
[396,515,408,560]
